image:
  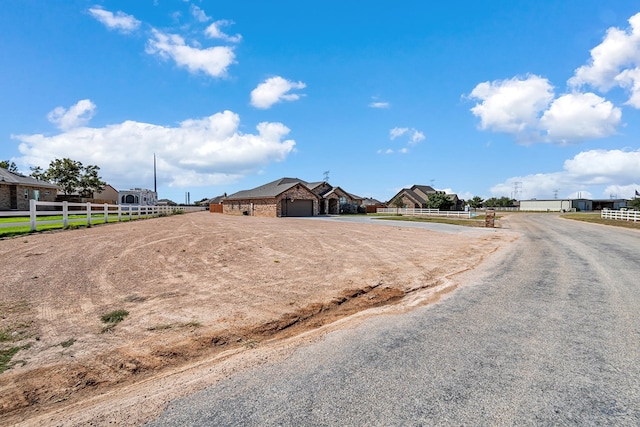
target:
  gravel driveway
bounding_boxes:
[147,214,640,426]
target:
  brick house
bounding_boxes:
[0,167,58,210]
[388,184,463,211]
[222,177,363,217]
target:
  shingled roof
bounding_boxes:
[225,177,310,200]
[0,167,58,188]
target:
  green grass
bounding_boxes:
[0,346,22,373]
[373,215,489,227]
[101,309,129,324]
[59,338,76,348]
[0,214,140,238]
[561,213,640,230]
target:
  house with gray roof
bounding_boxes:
[222,177,363,217]
[389,184,463,211]
[0,167,58,210]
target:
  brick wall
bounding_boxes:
[0,185,56,211]
[223,198,279,217]
[0,186,10,210]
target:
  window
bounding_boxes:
[24,189,28,199]
[33,190,40,201]
[125,194,135,204]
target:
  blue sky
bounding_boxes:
[2,1,640,203]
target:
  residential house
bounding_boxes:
[0,167,57,210]
[222,177,363,217]
[92,184,119,204]
[389,184,463,211]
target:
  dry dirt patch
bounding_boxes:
[0,212,513,424]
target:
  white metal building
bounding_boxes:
[519,199,593,212]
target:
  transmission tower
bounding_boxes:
[553,189,558,199]
[511,181,522,200]
[323,170,330,182]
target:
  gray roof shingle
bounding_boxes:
[225,177,310,200]
[0,168,58,188]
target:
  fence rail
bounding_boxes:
[376,207,472,218]
[0,200,206,232]
[601,209,639,222]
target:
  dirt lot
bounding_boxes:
[0,212,515,426]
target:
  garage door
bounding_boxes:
[284,200,313,217]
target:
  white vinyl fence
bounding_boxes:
[376,207,472,218]
[0,200,206,232]
[601,209,639,222]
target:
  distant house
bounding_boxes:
[388,185,463,211]
[157,198,178,206]
[92,184,119,204]
[0,167,57,210]
[222,177,363,217]
[118,188,158,206]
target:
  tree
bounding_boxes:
[484,196,516,208]
[391,197,405,215]
[468,196,484,209]
[31,158,106,196]
[628,197,640,210]
[47,158,83,195]
[29,166,48,181]
[77,164,106,197]
[0,160,18,173]
[426,193,453,210]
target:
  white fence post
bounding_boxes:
[63,201,68,227]
[103,203,109,224]
[30,199,37,231]
[87,202,92,226]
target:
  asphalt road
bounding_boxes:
[147,214,640,426]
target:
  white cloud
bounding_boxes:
[540,92,621,143]
[615,68,640,108]
[569,13,640,93]
[410,130,425,144]
[564,149,640,181]
[88,6,141,34]
[385,127,424,154]
[47,99,97,131]
[369,101,390,109]
[14,107,295,190]
[191,5,210,23]
[469,75,554,135]
[490,149,640,200]
[250,77,306,109]
[205,20,242,43]
[146,29,236,78]
[389,127,408,140]
[469,75,622,144]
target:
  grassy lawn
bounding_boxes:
[0,214,140,238]
[561,213,640,230]
[371,214,489,227]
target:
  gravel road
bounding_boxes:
[147,214,640,426]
